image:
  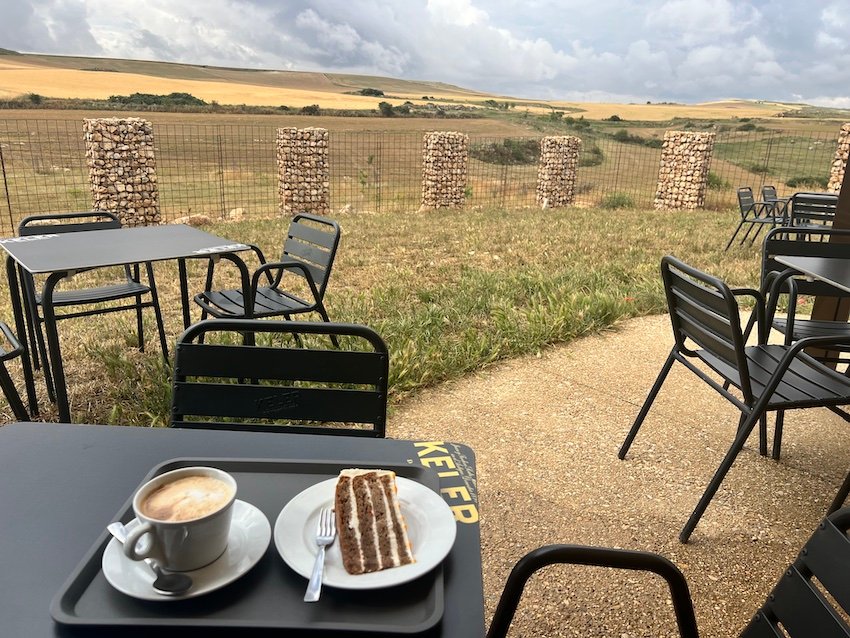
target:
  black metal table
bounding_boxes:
[774,255,850,294]
[0,423,485,637]
[0,225,253,422]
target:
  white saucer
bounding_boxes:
[275,477,456,589]
[102,500,271,601]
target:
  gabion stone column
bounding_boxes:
[827,123,850,193]
[421,131,468,209]
[536,136,581,208]
[83,117,160,226]
[653,131,715,210]
[276,127,330,216]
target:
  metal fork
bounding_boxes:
[304,507,336,602]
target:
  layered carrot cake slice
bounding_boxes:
[334,469,415,575]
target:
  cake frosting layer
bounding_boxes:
[334,469,415,575]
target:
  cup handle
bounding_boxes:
[123,522,155,561]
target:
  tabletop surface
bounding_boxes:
[775,255,850,294]
[0,225,249,274]
[0,423,484,638]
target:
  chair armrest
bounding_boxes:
[0,322,23,362]
[201,243,269,292]
[731,287,766,343]
[252,261,322,302]
[486,544,698,638]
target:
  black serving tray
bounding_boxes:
[50,458,444,634]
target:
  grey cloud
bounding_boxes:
[5,0,850,104]
[0,0,101,54]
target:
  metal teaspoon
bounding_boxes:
[107,522,193,596]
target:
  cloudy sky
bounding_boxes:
[2,0,850,106]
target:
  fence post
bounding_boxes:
[828,123,850,193]
[536,136,581,208]
[83,117,160,226]
[276,127,330,216]
[217,133,226,217]
[0,143,13,232]
[420,131,469,209]
[653,131,715,210]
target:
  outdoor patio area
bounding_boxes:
[389,313,850,637]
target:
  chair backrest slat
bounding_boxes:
[664,264,740,366]
[19,211,122,236]
[762,185,779,202]
[741,510,850,638]
[170,319,387,437]
[738,187,756,213]
[173,384,384,424]
[176,342,385,385]
[764,566,849,637]
[279,214,341,296]
[790,192,837,226]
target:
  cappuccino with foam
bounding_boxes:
[141,474,234,522]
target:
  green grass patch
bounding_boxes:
[0,206,759,425]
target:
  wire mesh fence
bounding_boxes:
[0,118,842,235]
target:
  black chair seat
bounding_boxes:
[35,281,152,307]
[697,344,850,409]
[194,285,311,318]
[773,316,850,339]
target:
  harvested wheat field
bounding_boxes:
[389,314,850,637]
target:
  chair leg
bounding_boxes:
[33,317,56,403]
[0,363,29,421]
[618,349,676,459]
[772,410,785,460]
[828,468,850,514]
[738,222,757,247]
[136,293,145,352]
[680,408,763,543]
[145,263,170,364]
[748,223,767,246]
[724,221,747,251]
[315,304,340,348]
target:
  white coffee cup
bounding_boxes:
[123,466,237,572]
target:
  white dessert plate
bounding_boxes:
[102,499,271,601]
[274,476,456,590]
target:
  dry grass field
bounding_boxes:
[0,52,801,121]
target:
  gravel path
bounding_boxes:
[387,314,850,637]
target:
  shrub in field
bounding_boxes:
[786,175,829,189]
[611,129,663,148]
[358,88,384,96]
[707,172,729,189]
[600,192,634,209]
[378,101,395,117]
[606,114,622,121]
[737,122,757,131]
[108,92,206,106]
[469,139,540,165]
[748,163,770,174]
[579,144,604,167]
[300,104,320,115]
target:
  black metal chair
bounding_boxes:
[619,256,850,542]
[760,184,789,219]
[193,213,341,344]
[487,507,850,638]
[170,319,388,436]
[0,322,32,421]
[788,191,837,231]
[754,227,850,459]
[724,187,785,251]
[18,212,168,401]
